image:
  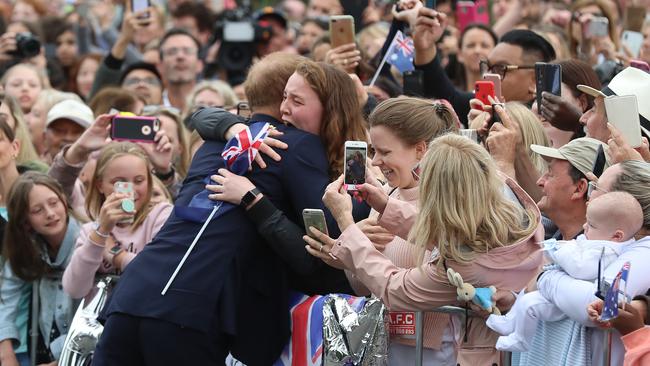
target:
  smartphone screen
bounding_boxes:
[302,209,329,238]
[111,116,159,143]
[425,0,437,8]
[329,16,355,48]
[344,141,367,190]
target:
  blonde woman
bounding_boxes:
[306,134,544,364]
[0,93,43,169]
[183,80,239,128]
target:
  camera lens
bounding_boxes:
[14,33,41,59]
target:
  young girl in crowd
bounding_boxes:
[1,63,47,114]
[0,172,81,366]
[62,142,172,299]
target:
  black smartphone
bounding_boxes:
[592,144,606,178]
[490,103,504,128]
[402,70,424,97]
[111,116,159,143]
[535,63,562,110]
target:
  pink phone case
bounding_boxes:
[456,0,489,32]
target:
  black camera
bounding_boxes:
[9,33,41,59]
[210,0,273,84]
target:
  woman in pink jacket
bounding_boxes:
[305,134,544,347]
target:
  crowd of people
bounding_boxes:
[0,0,648,365]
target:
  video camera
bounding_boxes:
[212,0,273,84]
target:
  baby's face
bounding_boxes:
[584,204,622,242]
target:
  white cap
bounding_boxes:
[46,100,94,129]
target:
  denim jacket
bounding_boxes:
[0,218,81,359]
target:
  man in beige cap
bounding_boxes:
[44,99,94,163]
[532,137,610,240]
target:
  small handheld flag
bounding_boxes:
[369,30,415,87]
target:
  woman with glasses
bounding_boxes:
[520,160,650,366]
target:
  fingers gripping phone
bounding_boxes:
[303,209,329,238]
[344,141,368,190]
[604,95,642,148]
[329,15,355,48]
[535,63,562,113]
[111,116,160,143]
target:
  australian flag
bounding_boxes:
[386,30,415,74]
[600,261,631,321]
[175,122,271,223]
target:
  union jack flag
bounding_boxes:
[175,122,271,223]
[274,293,366,366]
[386,31,415,74]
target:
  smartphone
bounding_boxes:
[456,0,489,32]
[329,15,355,48]
[403,70,424,97]
[624,5,646,32]
[302,209,329,238]
[592,144,606,178]
[585,16,609,38]
[111,116,160,143]
[535,63,562,113]
[482,73,502,100]
[344,141,367,190]
[620,31,644,58]
[474,80,495,106]
[490,103,504,128]
[604,95,642,148]
[114,181,135,224]
[131,0,150,18]
[425,0,437,8]
[630,60,650,73]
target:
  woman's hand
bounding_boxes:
[0,32,17,63]
[138,129,173,175]
[607,123,650,163]
[355,175,389,214]
[540,92,583,132]
[392,0,423,28]
[304,226,345,269]
[325,43,361,73]
[206,169,256,205]
[413,8,446,65]
[66,114,114,165]
[322,176,355,231]
[609,300,646,335]
[225,124,288,169]
[97,192,134,233]
[485,102,521,178]
[357,217,394,251]
[0,339,18,366]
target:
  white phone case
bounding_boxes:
[621,31,644,58]
[604,95,641,148]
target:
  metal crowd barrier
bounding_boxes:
[414,306,512,366]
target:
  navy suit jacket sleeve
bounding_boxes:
[416,54,473,126]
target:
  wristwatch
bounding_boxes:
[240,188,261,207]
[107,245,123,267]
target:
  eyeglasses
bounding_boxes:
[587,181,609,199]
[123,77,161,87]
[479,60,535,80]
[161,46,198,58]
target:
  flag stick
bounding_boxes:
[369,36,396,87]
[162,205,219,295]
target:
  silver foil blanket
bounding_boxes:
[322,295,389,366]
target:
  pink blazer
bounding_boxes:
[330,176,544,312]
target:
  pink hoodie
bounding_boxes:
[62,202,172,299]
[622,327,650,366]
[330,176,544,311]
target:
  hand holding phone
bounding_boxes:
[604,95,642,148]
[474,80,495,107]
[329,15,355,48]
[584,16,609,38]
[344,141,368,190]
[302,209,329,238]
[483,73,502,100]
[131,0,150,18]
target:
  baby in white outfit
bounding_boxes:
[487,191,643,351]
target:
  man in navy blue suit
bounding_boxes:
[93,53,346,365]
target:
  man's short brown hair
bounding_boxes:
[244,52,307,110]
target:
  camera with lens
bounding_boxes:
[9,33,41,59]
[210,0,273,84]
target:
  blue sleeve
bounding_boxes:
[0,262,28,344]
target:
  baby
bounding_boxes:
[487,191,644,352]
